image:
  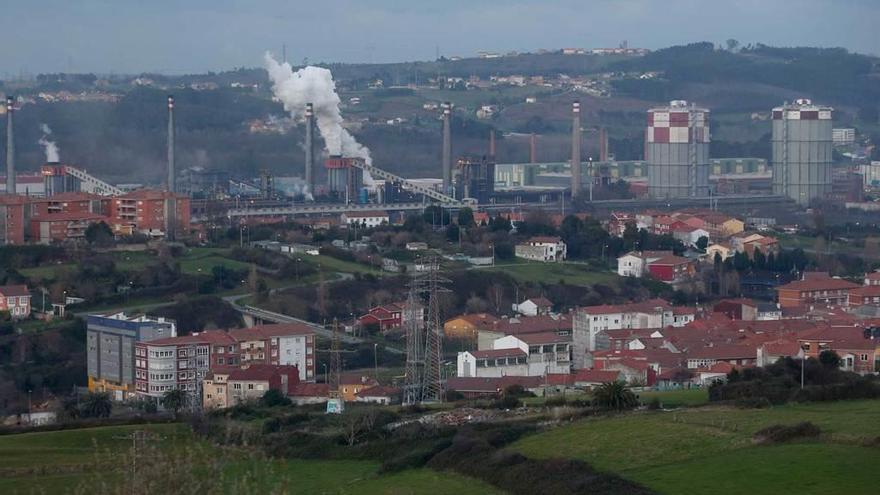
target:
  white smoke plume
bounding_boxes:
[263,52,374,186]
[38,123,60,163]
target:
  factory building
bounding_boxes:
[455,155,495,203]
[325,156,364,203]
[771,99,833,207]
[645,100,710,199]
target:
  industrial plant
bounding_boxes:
[771,99,834,207]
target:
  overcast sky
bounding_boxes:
[2,0,877,75]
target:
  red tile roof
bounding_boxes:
[0,285,30,297]
[228,323,315,340]
[469,348,527,359]
[573,369,623,384]
[355,385,400,398]
[289,383,330,397]
[778,277,860,292]
[517,331,571,345]
[528,236,563,244]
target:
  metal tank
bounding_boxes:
[645,100,709,199]
[771,99,833,207]
[325,156,364,203]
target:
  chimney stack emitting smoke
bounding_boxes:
[6,97,15,195]
[167,95,175,192]
[305,102,314,196]
[442,102,452,194]
[571,101,581,198]
[529,133,537,163]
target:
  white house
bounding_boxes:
[513,297,553,316]
[672,226,710,247]
[341,211,389,228]
[515,236,567,262]
[616,251,670,277]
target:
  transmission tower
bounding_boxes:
[420,257,449,403]
[403,272,425,405]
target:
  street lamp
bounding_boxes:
[373,343,379,381]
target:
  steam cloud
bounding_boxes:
[38,124,60,163]
[263,52,374,187]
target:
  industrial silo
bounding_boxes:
[645,100,710,199]
[771,99,833,207]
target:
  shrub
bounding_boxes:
[753,422,821,444]
[592,381,639,411]
[492,395,521,410]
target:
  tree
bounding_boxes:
[260,389,292,407]
[819,350,841,368]
[161,389,187,416]
[85,221,114,245]
[592,381,639,411]
[457,207,475,228]
[695,236,709,252]
[80,392,113,418]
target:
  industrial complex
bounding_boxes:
[0,87,861,243]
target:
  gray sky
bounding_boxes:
[2,0,877,75]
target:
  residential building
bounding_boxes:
[513,297,553,316]
[444,313,502,340]
[109,189,190,238]
[30,212,109,244]
[87,312,177,399]
[355,386,401,405]
[227,365,299,407]
[338,374,380,402]
[135,331,235,400]
[705,243,733,262]
[671,224,710,247]
[776,274,860,308]
[458,348,529,377]
[756,339,802,367]
[515,236,566,262]
[713,299,758,321]
[359,302,423,333]
[832,128,855,145]
[616,251,672,277]
[572,299,695,367]
[0,285,31,319]
[341,210,389,228]
[685,345,756,369]
[0,195,30,245]
[227,324,316,381]
[458,332,572,378]
[475,314,573,350]
[646,255,696,283]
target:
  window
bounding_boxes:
[233,383,242,390]
[861,354,869,361]
[247,384,254,390]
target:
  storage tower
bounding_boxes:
[771,99,833,207]
[645,100,709,199]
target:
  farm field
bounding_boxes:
[0,423,501,495]
[483,261,619,287]
[512,399,880,495]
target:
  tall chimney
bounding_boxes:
[489,129,496,158]
[305,102,314,196]
[167,95,175,192]
[442,102,452,194]
[599,127,608,162]
[6,96,15,195]
[529,133,537,163]
[571,101,581,198]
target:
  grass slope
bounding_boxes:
[0,424,502,495]
[512,400,880,495]
[484,261,619,287]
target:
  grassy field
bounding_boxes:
[512,400,880,495]
[637,388,709,408]
[304,254,383,276]
[0,423,501,495]
[483,261,619,287]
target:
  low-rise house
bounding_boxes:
[355,386,401,405]
[513,297,553,316]
[289,383,330,405]
[756,339,802,367]
[616,250,672,277]
[671,224,710,247]
[458,348,529,378]
[713,299,758,321]
[405,242,428,251]
[647,255,696,283]
[341,211,389,228]
[444,313,502,340]
[848,285,880,307]
[204,364,300,409]
[515,236,567,262]
[705,243,733,262]
[446,376,544,399]
[695,362,738,385]
[685,345,756,369]
[0,285,31,319]
[339,374,380,402]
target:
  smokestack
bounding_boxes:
[442,102,452,193]
[489,129,496,158]
[305,103,314,196]
[167,95,175,192]
[529,133,537,163]
[599,127,608,162]
[5,96,14,195]
[571,101,581,198]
